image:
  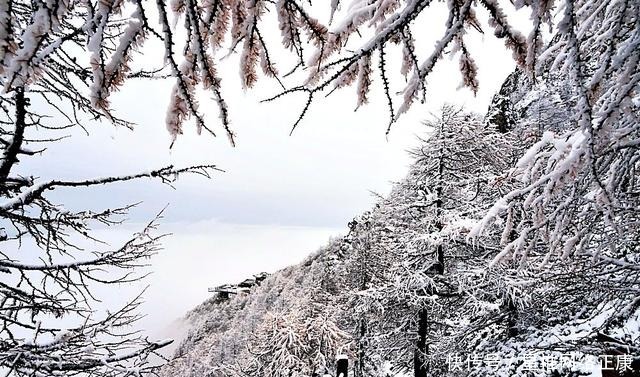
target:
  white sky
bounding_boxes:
[17,1,531,341]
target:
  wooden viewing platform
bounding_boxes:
[208,272,270,299]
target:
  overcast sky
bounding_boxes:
[17,2,529,341]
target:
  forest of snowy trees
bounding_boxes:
[159,83,639,377]
[0,0,639,375]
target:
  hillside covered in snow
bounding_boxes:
[159,68,640,377]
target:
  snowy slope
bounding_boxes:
[159,71,640,377]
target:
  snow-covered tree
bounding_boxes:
[0,124,221,377]
[471,0,640,268]
[379,106,513,376]
[246,310,311,377]
[245,258,349,377]
[338,211,392,377]
[0,3,222,373]
[0,161,218,376]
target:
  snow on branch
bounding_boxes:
[0,164,219,211]
[470,0,639,270]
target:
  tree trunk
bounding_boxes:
[356,317,367,377]
[414,124,445,377]
[0,87,26,183]
[414,308,429,377]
